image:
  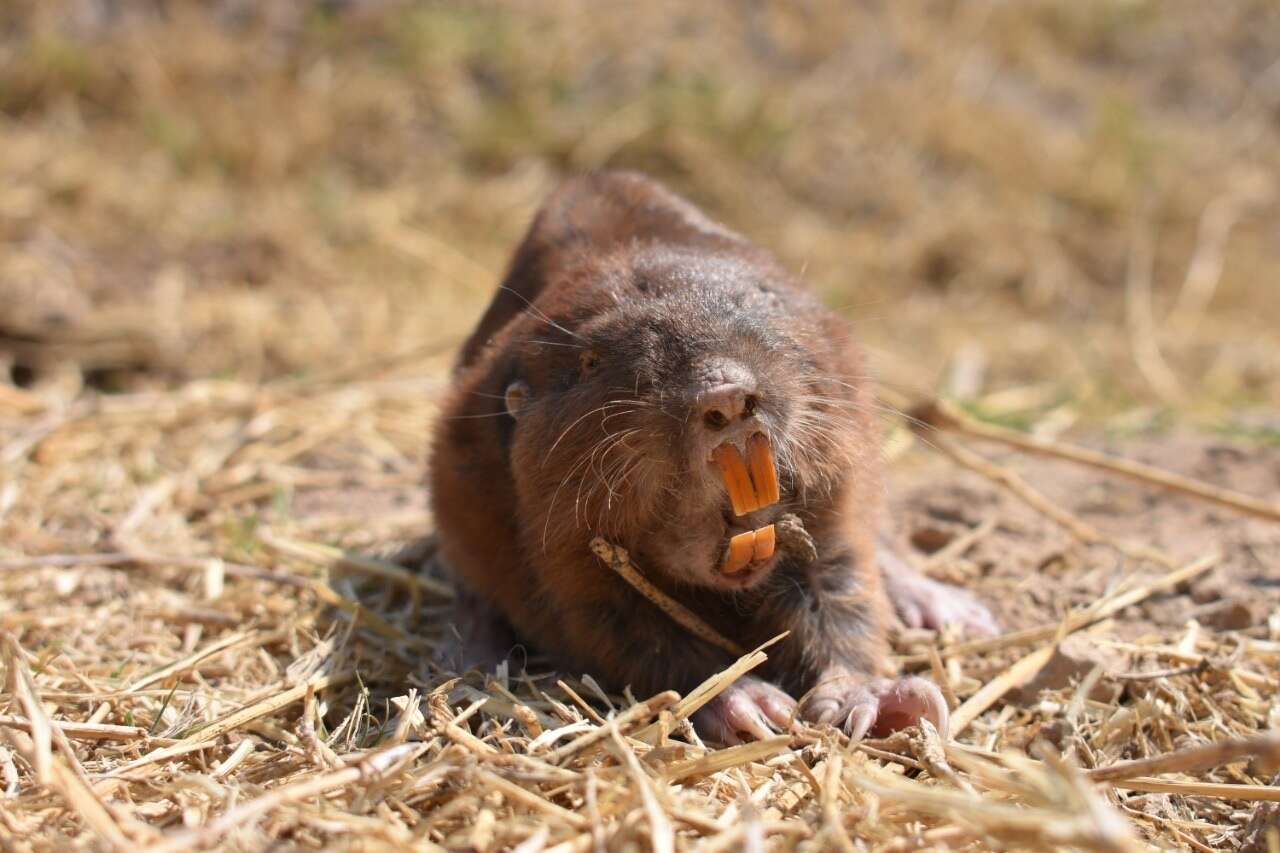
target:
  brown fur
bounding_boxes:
[429,171,893,698]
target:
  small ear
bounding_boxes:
[504,380,530,419]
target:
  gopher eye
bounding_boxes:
[504,380,530,419]
[579,350,600,377]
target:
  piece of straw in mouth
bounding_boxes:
[591,538,745,657]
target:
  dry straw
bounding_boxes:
[3,365,1279,851]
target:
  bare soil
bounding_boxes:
[891,433,1280,642]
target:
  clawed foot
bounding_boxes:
[804,673,949,741]
[693,675,798,745]
[881,559,999,637]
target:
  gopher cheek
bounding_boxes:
[644,528,722,584]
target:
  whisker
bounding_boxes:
[526,339,585,349]
[441,410,512,420]
[545,401,637,460]
[497,285,586,343]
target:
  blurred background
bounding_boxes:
[2,0,1278,433]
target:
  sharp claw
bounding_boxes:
[807,698,841,726]
[734,710,773,742]
[917,679,950,736]
[760,697,798,730]
[866,676,950,739]
[845,703,877,742]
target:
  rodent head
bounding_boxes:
[503,248,873,591]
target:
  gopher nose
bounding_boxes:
[696,360,760,431]
[699,384,759,431]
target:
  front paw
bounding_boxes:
[692,675,798,745]
[886,571,999,637]
[803,673,948,741]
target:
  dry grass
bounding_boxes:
[2,2,1279,850]
[2,369,1279,850]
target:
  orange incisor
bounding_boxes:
[714,433,781,573]
[721,524,777,574]
[712,433,781,517]
[713,442,758,516]
[746,433,781,506]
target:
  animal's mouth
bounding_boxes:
[710,433,782,575]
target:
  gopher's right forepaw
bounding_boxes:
[804,674,948,741]
[692,675,798,745]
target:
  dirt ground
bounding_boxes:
[891,434,1280,641]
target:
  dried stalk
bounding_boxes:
[915,399,1280,523]
[590,538,745,656]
